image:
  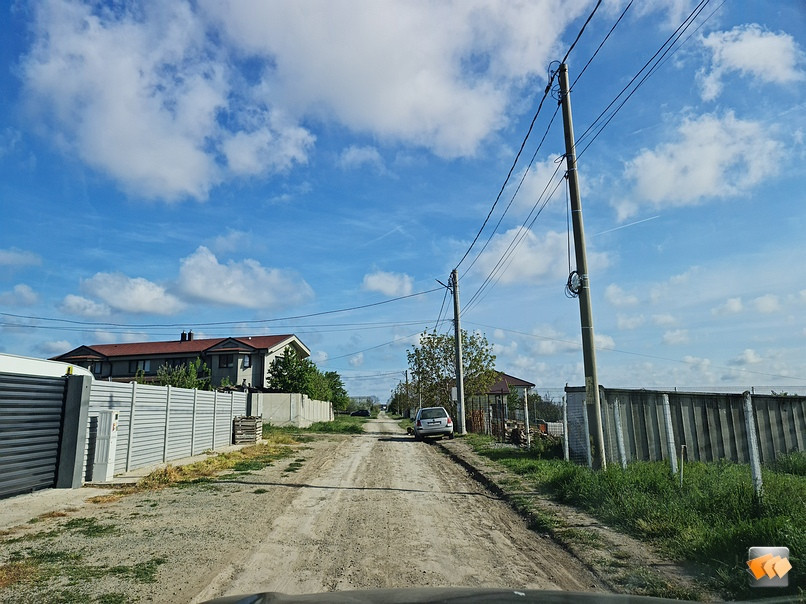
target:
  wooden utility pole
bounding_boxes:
[558,63,607,469]
[451,269,467,435]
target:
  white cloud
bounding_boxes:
[21,0,313,201]
[201,0,590,158]
[311,350,329,364]
[20,0,595,199]
[662,329,689,345]
[752,294,780,314]
[652,314,676,327]
[211,229,250,254]
[37,340,73,356]
[349,352,364,368]
[595,333,616,351]
[0,248,41,267]
[59,294,110,318]
[605,284,639,307]
[472,228,608,286]
[699,24,805,101]
[82,273,184,315]
[731,348,762,365]
[618,112,781,220]
[178,246,313,309]
[712,297,743,316]
[0,284,38,306]
[528,326,579,356]
[617,314,645,330]
[361,271,413,297]
[337,145,385,172]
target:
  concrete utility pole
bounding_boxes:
[451,269,467,435]
[558,63,607,469]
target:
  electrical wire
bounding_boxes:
[0,287,442,331]
[575,0,715,158]
[453,0,605,273]
[569,0,633,91]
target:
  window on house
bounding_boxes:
[243,355,251,369]
[128,360,151,373]
[92,362,102,375]
[219,354,234,368]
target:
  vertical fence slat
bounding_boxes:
[125,382,137,472]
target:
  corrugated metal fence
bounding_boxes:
[0,372,68,498]
[566,386,806,468]
[84,381,247,479]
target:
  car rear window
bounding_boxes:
[420,408,447,419]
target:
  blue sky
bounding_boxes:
[1,0,805,400]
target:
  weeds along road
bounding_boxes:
[193,414,605,600]
[1,414,606,602]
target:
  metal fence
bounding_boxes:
[83,381,247,479]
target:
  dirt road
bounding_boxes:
[193,415,603,600]
[1,414,605,602]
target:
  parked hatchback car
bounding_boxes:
[413,406,454,440]
[350,409,371,417]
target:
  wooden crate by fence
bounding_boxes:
[232,416,262,444]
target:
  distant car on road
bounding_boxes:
[350,409,371,417]
[413,406,454,440]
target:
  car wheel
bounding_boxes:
[448,433,455,439]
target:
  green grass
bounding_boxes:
[769,450,806,476]
[465,434,805,599]
[262,415,367,437]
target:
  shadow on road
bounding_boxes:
[218,479,502,500]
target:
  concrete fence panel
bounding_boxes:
[566,386,806,467]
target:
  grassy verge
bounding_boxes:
[262,414,368,437]
[464,434,805,600]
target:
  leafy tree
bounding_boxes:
[267,347,350,407]
[407,329,498,418]
[155,358,211,390]
[324,371,350,411]
[266,347,314,393]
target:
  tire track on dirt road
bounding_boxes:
[192,415,606,600]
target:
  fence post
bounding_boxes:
[613,397,627,469]
[125,381,137,472]
[190,389,198,456]
[581,395,592,468]
[524,390,531,448]
[662,394,678,475]
[212,390,218,450]
[562,395,570,463]
[743,391,764,498]
[163,385,171,463]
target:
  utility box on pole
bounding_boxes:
[92,410,119,482]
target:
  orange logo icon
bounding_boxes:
[747,547,791,587]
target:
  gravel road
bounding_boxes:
[1,414,606,602]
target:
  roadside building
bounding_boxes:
[51,332,309,389]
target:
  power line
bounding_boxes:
[452,0,605,272]
[0,287,442,331]
[576,0,716,158]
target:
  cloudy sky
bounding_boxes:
[2,0,805,400]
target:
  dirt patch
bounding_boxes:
[1,417,608,602]
[437,438,724,601]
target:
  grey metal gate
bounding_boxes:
[0,372,68,499]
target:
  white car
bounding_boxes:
[413,406,454,440]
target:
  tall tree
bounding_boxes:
[407,329,498,418]
[267,347,350,407]
[266,347,314,394]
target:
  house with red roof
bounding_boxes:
[51,332,310,389]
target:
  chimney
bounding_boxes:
[188,330,194,341]
[181,331,187,342]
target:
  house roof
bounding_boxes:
[52,334,307,361]
[487,372,536,394]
